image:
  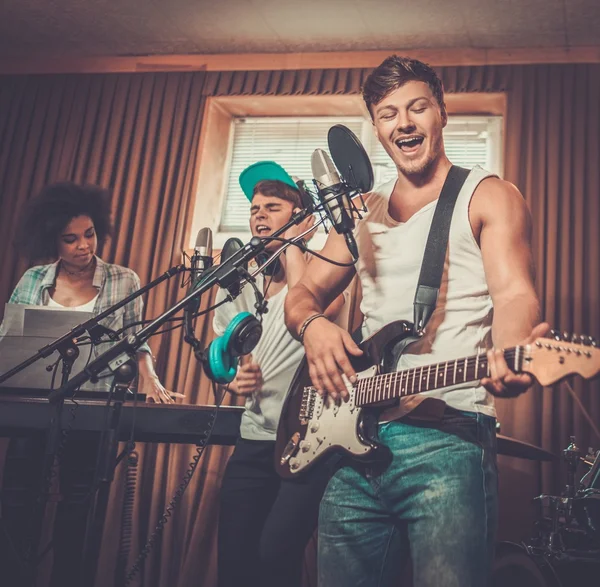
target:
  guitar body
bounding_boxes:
[275,320,415,479]
[276,320,600,478]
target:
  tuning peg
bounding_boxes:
[562,331,572,342]
[550,329,561,341]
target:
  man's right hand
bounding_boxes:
[283,208,316,243]
[228,354,263,395]
[301,317,363,401]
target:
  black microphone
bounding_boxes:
[310,148,359,261]
[220,237,245,298]
[184,228,213,344]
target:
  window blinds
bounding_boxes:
[220,115,502,232]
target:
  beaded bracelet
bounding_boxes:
[298,313,327,342]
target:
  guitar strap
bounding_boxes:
[412,165,470,336]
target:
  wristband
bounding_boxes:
[298,313,327,342]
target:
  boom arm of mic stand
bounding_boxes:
[0,264,186,386]
[48,210,317,402]
[48,237,271,403]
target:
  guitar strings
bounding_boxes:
[355,350,520,403]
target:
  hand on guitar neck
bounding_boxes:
[482,321,551,398]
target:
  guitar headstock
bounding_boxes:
[522,332,600,386]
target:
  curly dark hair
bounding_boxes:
[362,55,446,118]
[16,182,113,262]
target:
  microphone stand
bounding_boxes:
[23,336,81,586]
[80,361,137,587]
[0,264,185,586]
[50,208,316,405]
[47,214,315,586]
[48,236,270,404]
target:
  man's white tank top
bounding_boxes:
[355,166,496,417]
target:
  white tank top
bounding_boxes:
[213,272,305,441]
[355,166,496,417]
[47,294,99,312]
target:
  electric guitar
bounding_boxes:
[275,321,600,479]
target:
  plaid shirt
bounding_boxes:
[7,257,150,388]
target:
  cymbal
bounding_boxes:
[497,435,558,461]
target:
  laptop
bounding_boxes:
[0,303,112,393]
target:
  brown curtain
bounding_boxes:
[1,63,600,585]
[0,70,228,587]
[498,64,600,537]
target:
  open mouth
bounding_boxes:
[395,136,425,153]
[255,225,271,235]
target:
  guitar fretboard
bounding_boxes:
[355,348,521,407]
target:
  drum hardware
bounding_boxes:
[530,437,600,551]
[525,437,599,583]
[493,437,600,586]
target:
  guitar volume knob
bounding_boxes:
[300,440,311,452]
[310,422,320,433]
[289,458,299,470]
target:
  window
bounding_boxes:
[220,117,364,233]
[218,115,503,237]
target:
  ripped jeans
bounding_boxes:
[318,409,498,587]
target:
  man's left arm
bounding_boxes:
[474,178,548,396]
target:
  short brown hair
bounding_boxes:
[252,179,302,209]
[362,55,446,118]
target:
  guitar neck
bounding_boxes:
[355,347,521,407]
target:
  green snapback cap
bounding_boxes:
[239,161,298,201]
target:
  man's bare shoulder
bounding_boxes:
[471,176,529,223]
[473,176,526,207]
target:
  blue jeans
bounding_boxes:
[318,409,498,587]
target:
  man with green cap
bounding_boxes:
[214,162,346,587]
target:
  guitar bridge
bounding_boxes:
[299,386,317,421]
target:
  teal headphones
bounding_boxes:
[202,311,263,384]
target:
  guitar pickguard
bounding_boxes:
[286,365,379,475]
[275,320,414,478]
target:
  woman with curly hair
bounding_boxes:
[0,181,182,586]
[8,181,178,400]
